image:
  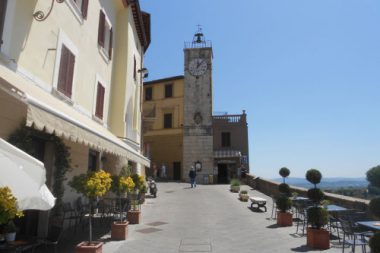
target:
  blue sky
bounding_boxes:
[140,1,380,179]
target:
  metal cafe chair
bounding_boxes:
[36,225,64,253]
[270,195,277,219]
[339,218,369,253]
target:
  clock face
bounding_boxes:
[189,58,207,76]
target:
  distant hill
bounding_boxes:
[272,177,368,189]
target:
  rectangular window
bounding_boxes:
[221,132,231,147]
[57,45,75,98]
[165,84,173,98]
[164,113,172,129]
[133,56,137,80]
[73,0,88,19]
[88,150,98,171]
[98,10,112,60]
[145,87,152,101]
[95,82,105,119]
[0,0,7,51]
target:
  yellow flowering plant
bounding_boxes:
[111,176,135,196]
[111,173,135,223]
[69,170,112,199]
[68,169,112,243]
[131,174,145,192]
[0,187,23,225]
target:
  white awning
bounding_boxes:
[0,64,150,167]
[0,138,55,210]
[214,150,242,159]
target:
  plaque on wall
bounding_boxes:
[193,112,203,125]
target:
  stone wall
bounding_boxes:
[245,174,369,211]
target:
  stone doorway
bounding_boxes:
[173,162,181,181]
[217,164,228,184]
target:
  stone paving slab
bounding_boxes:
[56,183,352,253]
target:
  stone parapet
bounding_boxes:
[245,174,369,211]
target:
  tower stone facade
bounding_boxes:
[183,32,214,183]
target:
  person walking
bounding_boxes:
[153,163,158,179]
[161,164,167,179]
[189,166,197,188]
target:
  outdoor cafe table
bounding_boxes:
[325,204,347,213]
[356,221,380,231]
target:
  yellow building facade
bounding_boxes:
[0,0,150,235]
[143,76,184,180]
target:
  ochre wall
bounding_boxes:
[143,78,184,131]
[144,133,183,179]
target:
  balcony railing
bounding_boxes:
[212,114,244,123]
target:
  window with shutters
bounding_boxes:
[73,0,88,18]
[95,82,105,120]
[145,87,152,101]
[164,113,172,129]
[165,84,173,98]
[57,45,75,98]
[66,0,88,23]
[221,132,231,147]
[98,10,113,61]
[0,0,7,51]
[133,56,137,80]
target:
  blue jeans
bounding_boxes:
[190,178,196,188]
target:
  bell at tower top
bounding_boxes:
[184,25,212,49]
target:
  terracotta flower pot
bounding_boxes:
[75,241,103,253]
[127,210,141,224]
[111,221,128,240]
[307,228,330,249]
[230,185,240,193]
[277,212,293,227]
[239,193,249,202]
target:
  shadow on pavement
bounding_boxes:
[290,245,317,252]
[266,224,280,229]
[247,206,265,213]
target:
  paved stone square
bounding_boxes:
[95,182,346,253]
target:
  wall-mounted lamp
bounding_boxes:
[195,161,202,172]
[138,68,149,79]
[33,0,65,22]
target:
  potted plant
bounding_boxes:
[139,184,147,204]
[276,167,293,226]
[239,190,249,202]
[367,165,380,253]
[369,232,380,253]
[110,173,135,240]
[305,169,329,250]
[4,221,17,242]
[69,170,112,253]
[0,187,23,243]
[230,179,240,193]
[127,174,145,224]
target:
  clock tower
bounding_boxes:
[183,28,214,183]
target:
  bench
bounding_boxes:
[250,197,267,212]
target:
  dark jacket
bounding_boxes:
[189,170,196,179]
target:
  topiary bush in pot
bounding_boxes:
[366,165,380,253]
[276,167,293,226]
[369,232,380,253]
[69,170,112,252]
[305,169,329,249]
